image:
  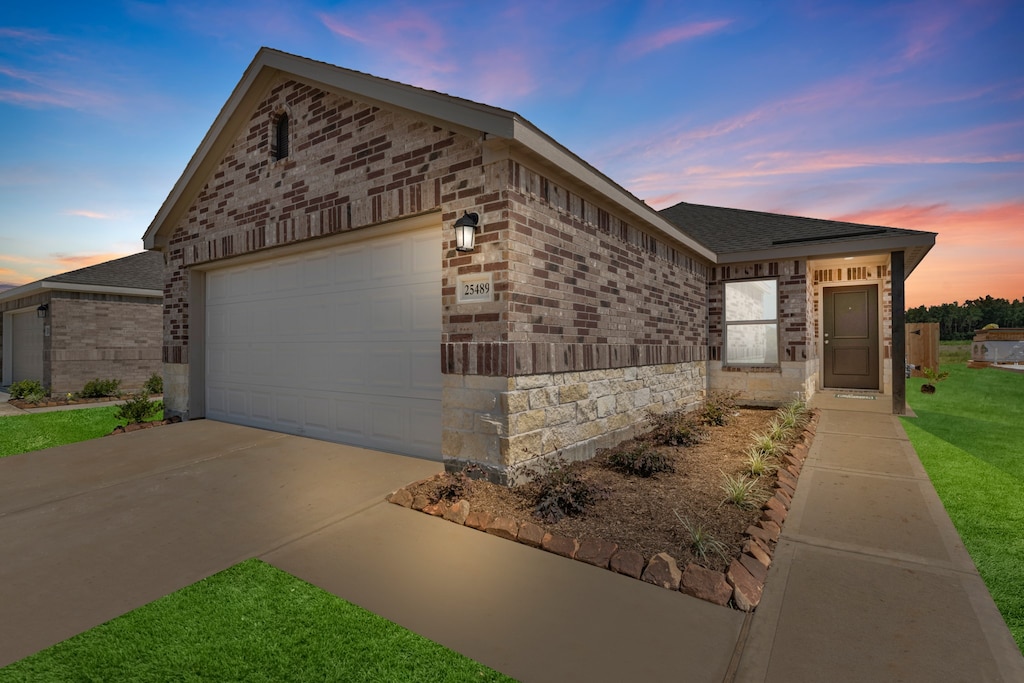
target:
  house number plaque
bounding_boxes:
[456,273,493,303]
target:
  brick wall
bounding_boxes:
[706,259,816,405]
[49,295,162,394]
[156,74,712,481]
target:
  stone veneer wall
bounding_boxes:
[706,259,816,405]
[443,362,705,483]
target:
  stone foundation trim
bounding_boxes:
[390,408,820,612]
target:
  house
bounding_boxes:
[0,252,164,394]
[143,48,935,483]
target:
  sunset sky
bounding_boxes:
[1,0,1021,308]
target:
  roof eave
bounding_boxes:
[715,232,937,277]
[0,280,161,306]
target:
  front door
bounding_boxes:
[823,284,879,390]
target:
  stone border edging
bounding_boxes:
[106,416,183,435]
[7,394,163,410]
[388,409,820,612]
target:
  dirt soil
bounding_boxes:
[406,407,786,573]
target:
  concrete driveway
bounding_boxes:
[0,420,747,681]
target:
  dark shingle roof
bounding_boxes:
[46,251,163,291]
[659,201,934,254]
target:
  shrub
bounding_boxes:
[605,442,675,477]
[528,458,601,523]
[720,472,769,510]
[114,393,163,424]
[700,391,740,426]
[432,464,483,502]
[81,378,121,398]
[673,509,730,567]
[765,417,793,443]
[749,430,787,458]
[9,379,45,400]
[645,410,706,447]
[143,372,164,396]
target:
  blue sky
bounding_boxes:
[1,0,1021,307]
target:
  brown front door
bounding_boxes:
[823,284,879,390]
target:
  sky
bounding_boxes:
[1,0,1021,308]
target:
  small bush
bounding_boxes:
[81,378,121,398]
[114,393,163,424]
[749,430,787,458]
[143,372,164,395]
[529,458,601,523]
[605,442,675,477]
[673,509,730,567]
[720,472,768,510]
[765,417,793,443]
[9,379,45,400]
[700,391,740,426]
[432,464,484,502]
[645,411,707,447]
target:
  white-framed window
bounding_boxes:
[724,278,779,365]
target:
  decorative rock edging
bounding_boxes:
[107,416,182,435]
[389,409,820,612]
[8,395,162,410]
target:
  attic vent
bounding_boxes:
[771,228,886,245]
[274,114,289,160]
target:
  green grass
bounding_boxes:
[0,406,163,458]
[0,559,515,682]
[938,340,972,364]
[902,363,1024,653]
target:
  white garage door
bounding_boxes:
[11,310,44,384]
[205,227,442,459]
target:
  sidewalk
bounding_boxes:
[733,395,1024,682]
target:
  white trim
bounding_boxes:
[1,280,160,305]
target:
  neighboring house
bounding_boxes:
[143,48,935,483]
[0,252,164,394]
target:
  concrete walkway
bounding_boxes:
[1,405,1022,681]
[734,393,1024,682]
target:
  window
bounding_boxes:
[724,279,779,365]
[273,113,289,160]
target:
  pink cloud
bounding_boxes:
[0,27,55,42]
[622,19,733,58]
[52,252,134,271]
[0,66,120,112]
[64,209,115,220]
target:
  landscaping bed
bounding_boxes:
[390,401,818,612]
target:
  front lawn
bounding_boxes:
[902,363,1024,653]
[0,405,162,458]
[0,559,514,682]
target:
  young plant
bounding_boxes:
[645,411,706,447]
[673,509,730,567]
[81,378,122,398]
[719,472,768,510]
[699,391,740,426]
[765,417,793,444]
[920,366,950,394]
[114,393,163,424]
[749,430,786,458]
[143,372,164,396]
[605,442,675,477]
[529,458,601,523]
[744,446,778,477]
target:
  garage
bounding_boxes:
[203,224,442,460]
[9,309,44,385]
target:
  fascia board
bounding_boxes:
[716,232,936,269]
[0,280,44,304]
[0,280,160,305]
[509,119,717,262]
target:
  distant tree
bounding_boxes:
[904,296,1024,340]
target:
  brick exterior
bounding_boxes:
[154,73,711,481]
[1,292,161,394]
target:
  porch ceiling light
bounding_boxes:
[36,304,48,318]
[453,211,480,252]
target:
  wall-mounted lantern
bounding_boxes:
[453,212,480,252]
[36,304,48,319]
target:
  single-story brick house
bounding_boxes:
[1,252,163,394]
[143,48,935,482]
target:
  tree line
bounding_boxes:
[906,296,1024,340]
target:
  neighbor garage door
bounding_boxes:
[204,226,442,459]
[10,310,44,384]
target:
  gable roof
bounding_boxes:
[660,201,935,274]
[142,47,715,261]
[0,251,163,305]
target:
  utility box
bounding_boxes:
[906,323,939,377]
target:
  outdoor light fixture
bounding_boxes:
[36,304,48,319]
[453,211,480,252]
